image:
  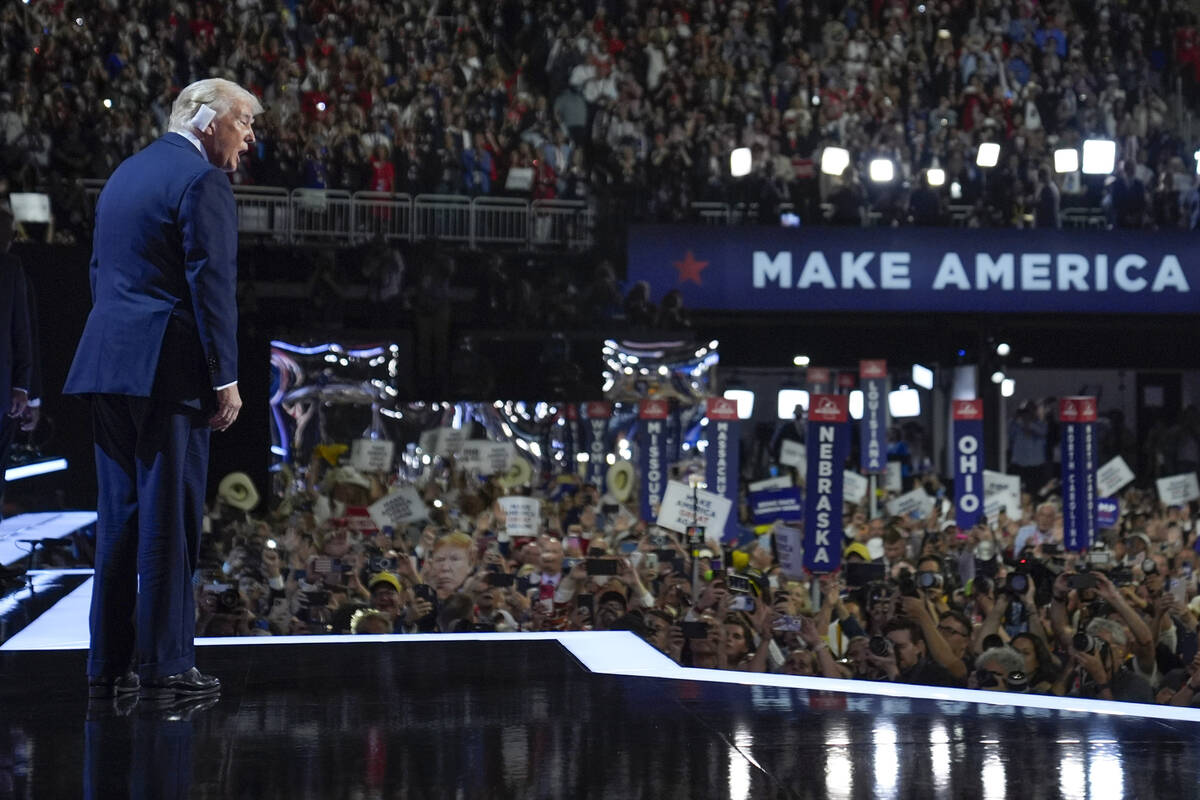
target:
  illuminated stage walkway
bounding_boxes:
[2,578,1198,798]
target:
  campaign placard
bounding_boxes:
[498,496,540,537]
[775,524,805,580]
[1060,396,1097,552]
[655,480,733,537]
[803,395,850,572]
[418,427,466,458]
[779,440,806,475]
[1096,456,1135,499]
[886,462,902,492]
[859,360,889,474]
[843,471,869,505]
[749,487,804,524]
[887,488,936,518]
[704,397,741,540]
[952,400,985,530]
[983,470,1021,522]
[749,475,793,492]
[367,486,428,529]
[806,367,831,388]
[637,399,671,522]
[457,440,514,475]
[1096,498,1120,529]
[1156,472,1200,506]
[350,439,395,473]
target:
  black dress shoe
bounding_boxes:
[87,670,140,698]
[140,668,220,699]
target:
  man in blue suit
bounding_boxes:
[64,78,259,700]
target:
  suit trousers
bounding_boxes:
[87,394,210,680]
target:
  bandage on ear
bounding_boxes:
[189,103,216,132]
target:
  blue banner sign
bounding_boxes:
[628,225,1199,313]
[1096,497,1120,529]
[704,397,741,541]
[859,360,889,473]
[952,400,985,531]
[1060,396,1098,552]
[804,395,850,573]
[583,402,610,490]
[637,399,670,523]
[749,487,804,524]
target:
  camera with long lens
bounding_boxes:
[916,571,944,591]
[868,635,892,658]
[1072,632,1105,654]
[1003,572,1029,595]
[1005,670,1030,692]
[1140,558,1159,576]
[219,588,242,611]
[974,540,999,579]
[897,569,918,598]
[369,555,397,574]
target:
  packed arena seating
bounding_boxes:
[200,417,1200,706]
[3,0,1200,239]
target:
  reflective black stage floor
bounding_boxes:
[2,638,1198,799]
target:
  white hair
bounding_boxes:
[1086,617,1128,647]
[168,78,263,134]
[976,646,1026,676]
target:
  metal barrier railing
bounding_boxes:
[291,188,353,242]
[234,186,291,240]
[473,197,529,246]
[531,200,593,248]
[413,194,472,243]
[351,192,413,242]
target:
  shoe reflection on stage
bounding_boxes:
[84,695,218,800]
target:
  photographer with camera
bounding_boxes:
[1050,569,1157,687]
[1053,617,1154,703]
[866,619,965,687]
[973,646,1030,692]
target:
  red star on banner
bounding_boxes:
[672,250,708,285]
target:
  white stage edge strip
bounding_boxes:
[0,511,98,568]
[5,578,1200,724]
[5,458,68,482]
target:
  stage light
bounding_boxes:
[730,147,752,177]
[723,389,755,419]
[912,363,934,390]
[950,181,963,199]
[976,142,1000,168]
[102,98,112,109]
[991,370,1006,384]
[821,147,850,176]
[888,389,921,418]
[1054,148,1079,174]
[316,101,327,112]
[868,158,894,183]
[1194,149,1200,174]
[926,168,946,187]
[793,354,810,367]
[1082,139,1116,174]
[849,390,864,420]
[1001,378,1015,398]
[777,389,810,419]
[995,342,1011,357]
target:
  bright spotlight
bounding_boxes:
[1194,149,1200,175]
[912,363,934,390]
[991,370,1006,384]
[730,147,752,177]
[821,147,850,176]
[792,355,810,367]
[868,158,895,182]
[102,98,112,109]
[1001,378,1015,398]
[995,342,1011,357]
[888,389,921,418]
[777,389,810,419]
[723,389,755,420]
[849,390,864,420]
[950,181,963,200]
[1081,139,1116,175]
[1054,148,1079,174]
[926,168,946,187]
[976,142,1000,168]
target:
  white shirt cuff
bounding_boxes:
[214,381,238,391]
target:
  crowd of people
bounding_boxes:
[197,426,1200,708]
[3,0,1200,238]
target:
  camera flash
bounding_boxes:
[266,539,277,549]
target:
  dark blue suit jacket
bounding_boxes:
[64,133,238,410]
